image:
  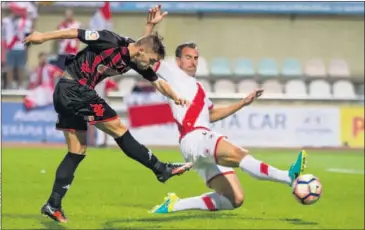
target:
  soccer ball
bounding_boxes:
[292,174,322,205]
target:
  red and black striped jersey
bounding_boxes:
[64,29,158,89]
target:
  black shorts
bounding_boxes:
[53,78,118,132]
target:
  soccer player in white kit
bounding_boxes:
[150,42,307,213]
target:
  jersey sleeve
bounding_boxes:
[77,29,126,50]
[154,61,183,83]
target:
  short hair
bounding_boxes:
[135,32,166,59]
[175,42,197,58]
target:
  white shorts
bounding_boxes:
[179,129,235,184]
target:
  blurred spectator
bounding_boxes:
[89,2,112,31]
[132,80,156,93]
[1,20,5,88]
[28,2,39,30]
[8,2,38,24]
[24,52,63,110]
[1,37,6,88]
[28,52,62,89]
[1,36,6,66]
[2,6,32,89]
[52,9,81,70]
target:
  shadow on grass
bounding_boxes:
[281,218,318,225]
[2,213,67,230]
[103,212,318,229]
[2,212,318,229]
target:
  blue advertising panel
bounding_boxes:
[2,102,64,143]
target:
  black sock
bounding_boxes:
[47,152,85,208]
[115,131,166,174]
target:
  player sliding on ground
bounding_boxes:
[149,42,307,213]
[23,6,192,223]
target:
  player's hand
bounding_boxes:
[242,89,264,106]
[174,98,190,107]
[23,31,45,46]
[147,5,168,25]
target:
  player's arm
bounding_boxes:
[23,29,123,49]
[23,28,78,45]
[209,100,247,123]
[151,78,188,105]
[143,5,168,36]
[209,89,264,123]
[133,64,188,106]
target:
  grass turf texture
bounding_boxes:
[2,147,364,229]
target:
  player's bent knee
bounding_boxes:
[209,173,245,209]
[219,191,244,209]
[231,147,249,163]
[113,123,128,137]
[220,146,249,166]
[232,192,244,208]
[79,145,87,154]
[216,140,249,167]
[64,131,88,155]
[68,143,87,154]
[221,190,244,208]
[95,117,128,138]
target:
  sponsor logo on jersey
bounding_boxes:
[85,30,99,40]
[97,64,117,76]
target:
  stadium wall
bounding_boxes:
[2,101,364,149]
[22,13,364,76]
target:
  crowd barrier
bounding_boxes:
[25,2,365,15]
[109,2,365,15]
[2,100,364,148]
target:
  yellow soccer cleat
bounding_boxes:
[289,150,308,185]
[149,193,180,214]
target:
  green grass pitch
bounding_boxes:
[2,147,364,229]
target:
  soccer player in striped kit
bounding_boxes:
[23,7,192,222]
[149,42,307,214]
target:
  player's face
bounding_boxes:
[176,47,199,77]
[132,49,160,70]
[65,9,73,21]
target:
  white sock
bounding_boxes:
[173,192,234,212]
[239,155,291,185]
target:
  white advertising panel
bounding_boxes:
[107,106,341,148]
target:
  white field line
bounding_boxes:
[326,168,365,175]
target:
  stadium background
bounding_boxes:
[1,2,364,149]
[1,2,364,229]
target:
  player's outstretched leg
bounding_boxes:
[95,118,192,183]
[150,171,244,213]
[42,131,87,223]
[151,191,236,213]
[216,139,307,186]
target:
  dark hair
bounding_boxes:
[175,42,197,58]
[135,32,166,59]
